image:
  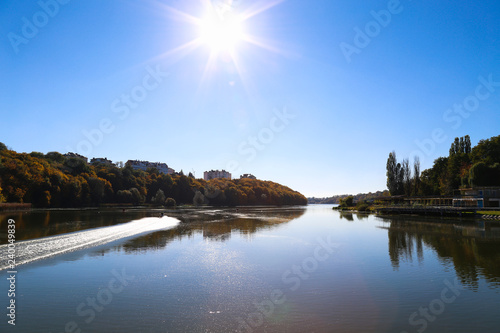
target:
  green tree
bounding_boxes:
[402,158,412,196]
[413,156,421,196]
[339,195,354,207]
[464,135,472,154]
[193,190,205,206]
[471,135,500,165]
[386,151,398,195]
[62,178,83,206]
[355,200,370,211]
[30,151,44,159]
[130,187,144,205]
[224,186,240,206]
[176,175,193,204]
[446,137,472,193]
[45,151,65,163]
[146,167,159,175]
[64,158,91,175]
[117,190,133,203]
[469,162,500,187]
[420,157,449,195]
[88,177,106,205]
[152,189,166,206]
[396,162,404,195]
[385,152,405,195]
[449,137,460,155]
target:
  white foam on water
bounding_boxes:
[0,216,179,270]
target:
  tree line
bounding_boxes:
[386,135,500,196]
[0,144,307,207]
[308,190,389,204]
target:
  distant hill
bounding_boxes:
[308,190,389,204]
[0,144,307,208]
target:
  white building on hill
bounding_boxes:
[90,157,113,165]
[204,170,232,180]
[126,160,175,175]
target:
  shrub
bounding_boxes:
[339,195,354,208]
[356,202,370,212]
[152,189,166,206]
[165,197,176,207]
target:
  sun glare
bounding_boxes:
[199,13,244,52]
[153,0,286,86]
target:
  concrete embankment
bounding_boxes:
[375,206,500,220]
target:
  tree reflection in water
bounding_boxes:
[379,215,500,290]
[121,207,306,252]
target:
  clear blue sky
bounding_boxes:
[1,0,499,197]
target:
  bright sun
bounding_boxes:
[157,0,286,80]
[199,12,244,52]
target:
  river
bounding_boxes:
[1,205,499,332]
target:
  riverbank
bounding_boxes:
[0,203,32,211]
[333,204,500,220]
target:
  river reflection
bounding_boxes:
[339,211,370,221]
[0,207,305,245]
[0,207,305,271]
[118,207,305,253]
[378,215,500,290]
[5,206,500,333]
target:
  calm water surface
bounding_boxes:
[1,205,500,332]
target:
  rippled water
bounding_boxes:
[1,205,500,332]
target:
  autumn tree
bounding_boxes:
[0,146,307,208]
[0,184,5,203]
[165,197,176,207]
